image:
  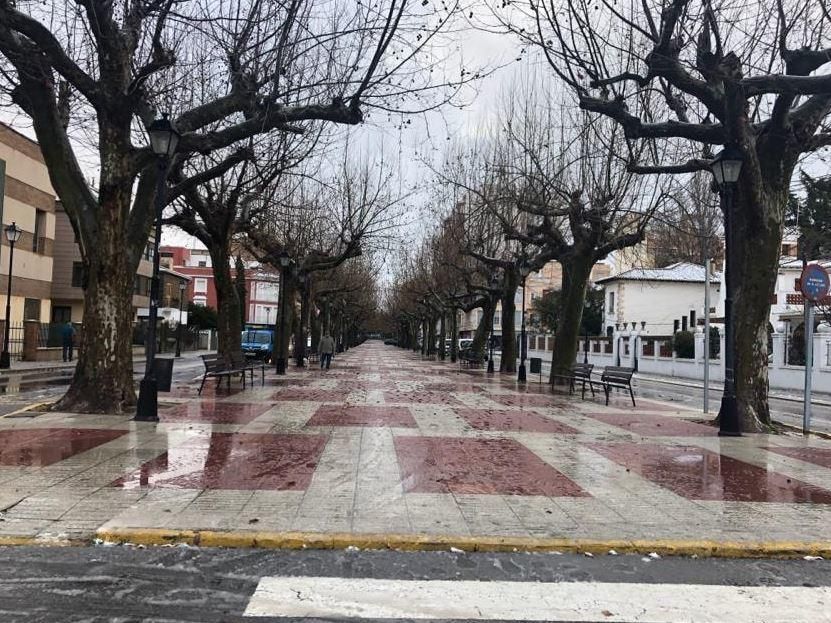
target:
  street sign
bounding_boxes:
[799,264,830,303]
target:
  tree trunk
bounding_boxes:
[549,254,594,385]
[449,310,458,362]
[730,186,784,431]
[235,255,246,330]
[471,294,497,359]
[53,233,136,413]
[209,244,242,357]
[500,271,519,373]
[310,304,321,353]
[295,280,310,366]
[421,319,429,355]
[427,317,437,355]
[438,313,447,360]
[278,278,296,363]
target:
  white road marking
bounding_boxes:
[243,576,831,621]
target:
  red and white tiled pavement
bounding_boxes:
[2,341,831,547]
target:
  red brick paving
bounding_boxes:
[767,446,831,469]
[590,442,831,504]
[271,389,346,402]
[489,394,568,408]
[0,428,127,467]
[454,408,580,434]
[160,402,272,424]
[306,405,417,427]
[584,412,717,436]
[112,433,327,490]
[395,436,588,496]
[383,391,465,406]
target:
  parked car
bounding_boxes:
[241,328,274,362]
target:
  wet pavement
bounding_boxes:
[1,341,831,547]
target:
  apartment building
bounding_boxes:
[160,245,281,325]
[51,201,155,323]
[458,260,611,338]
[0,123,57,324]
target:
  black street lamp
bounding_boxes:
[175,281,187,358]
[487,273,499,373]
[710,145,744,437]
[275,251,291,375]
[0,222,22,369]
[136,113,180,422]
[517,264,531,383]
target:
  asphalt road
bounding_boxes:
[0,546,828,622]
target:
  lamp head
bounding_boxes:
[4,222,22,244]
[148,113,180,158]
[710,145,743,187]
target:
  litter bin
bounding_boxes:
[529,357,542,374]
[154,357,174,392]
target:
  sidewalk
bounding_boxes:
[1,342,830,557]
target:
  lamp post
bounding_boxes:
[487,274,498,373]
[175,281,187,358]
[135,113,180,422]
[0,222,22,369]
[710,146,744,437]
[275,251,291,375]
[517,264,531,383]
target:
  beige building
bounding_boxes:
[0,123,56,325]
[458,260,611,337]
[51,201,154,323]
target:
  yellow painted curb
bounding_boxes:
[91,528,831,559]
[0,535,79,547]
[1,400,54,418]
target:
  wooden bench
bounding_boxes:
[458,349,484,369]
[600,366,636,406]
[550,363,597,398]
[198,354,246,395]
[230,351,265,388]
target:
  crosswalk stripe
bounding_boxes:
[243,576,831,621]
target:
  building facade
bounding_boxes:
[458,260,611,338]
[51,201,154,323]
[597,262,721,336]
[159,245,281,325]
[0,123,57,325]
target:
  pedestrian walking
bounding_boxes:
[319,332,335,370]
[61,321,76,362]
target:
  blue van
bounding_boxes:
[241,328,274,362]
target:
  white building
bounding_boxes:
[597,262,721,336]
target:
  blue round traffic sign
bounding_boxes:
[800,264,830,303]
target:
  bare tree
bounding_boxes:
[650,173,723,267]
[0,0,468,412]
[246,150,407,367]
[490,0,831,430]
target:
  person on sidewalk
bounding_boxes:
[60,321,76,362]
[319,333,336,370]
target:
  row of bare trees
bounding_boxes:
[485,0,831,430]
[387,81,665,381]
[0,0,470,413]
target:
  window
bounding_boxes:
[608,291,615,313]
[194,278,208,293]
[143,245,153,261]
[71,262,84,288]
[33,209,46,253]
[193,295,207,306]
[133,275,151,297]
[23,298,40,321]
[494,314,501,324]
[198,261,207,267]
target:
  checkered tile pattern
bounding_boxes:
[1,341,831,545]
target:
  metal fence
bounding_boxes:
[7,322,24,360]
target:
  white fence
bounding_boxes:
[571,331,831,393]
